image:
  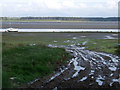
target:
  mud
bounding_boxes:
[29,42,120,89]
[2,32,119,39]
[2,21,118,29]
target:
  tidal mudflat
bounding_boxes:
[2,21,118,29]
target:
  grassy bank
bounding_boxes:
[2,44,71,88]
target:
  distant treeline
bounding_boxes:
[1,17,119,21]
[20,17,118,21]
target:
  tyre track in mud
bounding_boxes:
[29,42,120,88]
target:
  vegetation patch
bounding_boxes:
[2,44,71,88]
[85,39,118,54]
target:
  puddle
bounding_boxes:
[80,36,87,38]
[93,43,97,44]
[109,67,117,71]
[72,57,86,78]
[112,34,118,36]
[72,37,77,39]
[96,79,103,86]
[53,41,58,43]
[64,40,70,43]
[82,41,88,45]
[29,43,36,46]
[78,76,87,82]
[104,36,116,39]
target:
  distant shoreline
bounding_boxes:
[2,21,118,29]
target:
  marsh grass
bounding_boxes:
[85,39,118,54]
[2,44,71,88]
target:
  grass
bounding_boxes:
[2,44,71,88]
[85,39,118,54]
[2,72,12,88]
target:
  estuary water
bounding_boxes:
[0,29,119,32]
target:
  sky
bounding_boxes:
[0,0,119,17]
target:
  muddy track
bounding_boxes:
[29,43,120,89]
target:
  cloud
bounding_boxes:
[0,0,119,17]
[106,0,117,9]
[62,0,78,8]
[44,0,62,10]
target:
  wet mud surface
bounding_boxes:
[2,21,118,29]
[29,42,120,89]
[3,32,118,39]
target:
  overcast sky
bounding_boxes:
[0,0,119,17]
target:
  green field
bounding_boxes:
[2,44,71,88]
[2,32,119,88]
